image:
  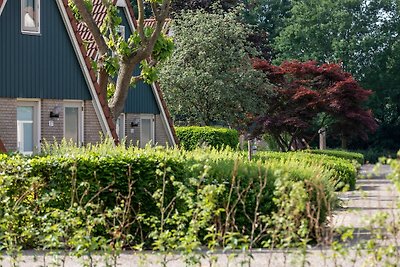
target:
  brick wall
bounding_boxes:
[0,98,17,151]
[125,113,141,146]
[0,98,104,152]
[155,114,170,146]
[84,100,103,144]
[124,113,170,148]
[41,99,64,144]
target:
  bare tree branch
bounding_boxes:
[136,0,147,43]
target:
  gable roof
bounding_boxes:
[57,0,117,142]
[70,0,177,146]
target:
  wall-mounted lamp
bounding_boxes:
[130,118,140,127]
[50,106,61,118]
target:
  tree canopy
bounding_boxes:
[273,0,400,149]
[251,60,377,151]
[71,0,173,129]
[159,8,270,128]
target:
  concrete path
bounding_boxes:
[1,165,398,267]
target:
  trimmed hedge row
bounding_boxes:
[0,144,336,249]
[176,126,239,150]
[254,151,358,191]
[304,149,364,164]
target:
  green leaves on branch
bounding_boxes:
[68,0,93,21]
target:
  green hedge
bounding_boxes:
[0,143,336,249]
[254,151,358,191]
[176,126,239,150]
[304,149,364,164]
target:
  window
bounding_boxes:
[112,26,126,57]
[21,0,40,34]
[17,101,40,155]
[116,113,125,141]
[64,102,83,145]
[117,25,125,40]
[140,115,154,148]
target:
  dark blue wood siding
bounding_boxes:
[0,0,91,100]
[119,7,160,114]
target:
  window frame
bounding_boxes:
[116,113,126,141]
[63,101,84,146]
[140,114,155,148]
[17,100,41,155]
[21,0,41,35]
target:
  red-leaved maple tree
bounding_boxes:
[251,59,378,151]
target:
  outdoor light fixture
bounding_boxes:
[130,118,140,127]
[50,106,61,118]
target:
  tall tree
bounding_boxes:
[159,8,270,127]
[273,0,400,150]
[71,0,173,124]
[251,60,377,150]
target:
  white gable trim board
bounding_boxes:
[56,0,113,140]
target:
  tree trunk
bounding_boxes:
[341,135,347,149]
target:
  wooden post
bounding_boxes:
[319,128,326,150]
[248,140,252,161]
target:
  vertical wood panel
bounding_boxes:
[0,0,92,100]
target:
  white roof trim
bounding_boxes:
[56,0,113,140]
[151,83,177,147]
[0,0,8,16]
[116,0,126,7]
[121,0,136,32]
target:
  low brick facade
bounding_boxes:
[84,100,103,144]
[0,98,103,152]
[0,98,17,151]
[124,113,171,147]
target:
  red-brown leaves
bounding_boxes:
[251,59,378,147]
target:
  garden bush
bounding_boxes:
[0,141,336,252]
[254,151,358,191]
[304,149,364,164]
[176,126,239,150]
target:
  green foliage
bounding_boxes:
[159,7,270,127]
[254,151,358,191]
[0,140,337,252]
[176,126,239,150]
[68,0,93,21]
[273,0,400,151]
[356,148,398,164]
[388,151,400,191]
[304,149,364,165]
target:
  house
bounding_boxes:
[0,0,177,154]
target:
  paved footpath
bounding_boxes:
[1,165,398,267]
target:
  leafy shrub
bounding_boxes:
[388,151,400,191]
[304,149,364,164]
[356,148,398,163]
[0,141,336,250]
[176,126,239,150]
[0,154,7,161]
[254,151,358,191]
